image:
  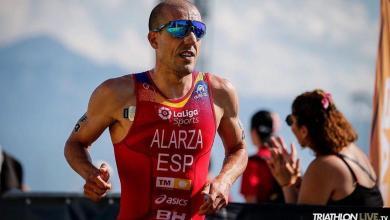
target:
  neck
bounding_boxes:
[150,68,194,99]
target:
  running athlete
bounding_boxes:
[64,1,248,219]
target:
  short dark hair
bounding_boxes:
[251,110,274,144]
[292,89,357,155]
[148,0,199,31]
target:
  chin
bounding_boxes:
[177,64,195,76]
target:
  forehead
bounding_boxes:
[162,6,201,22]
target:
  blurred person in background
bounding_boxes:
[0,144,26,195]
[240,110,284,204]
[268,89,383,206]
[64,0,247,219]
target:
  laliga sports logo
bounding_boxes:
[158,107,172,120]
[158,106,199,126]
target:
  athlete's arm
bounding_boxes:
[199,75,248,214]
[64,79,122,201]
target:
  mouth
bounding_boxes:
[179,50,195,59]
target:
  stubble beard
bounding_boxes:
[174,60,196,78]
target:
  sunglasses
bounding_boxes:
[152,19,206,39]
[285,114,293,126]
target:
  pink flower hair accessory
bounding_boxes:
[321,92,333,109]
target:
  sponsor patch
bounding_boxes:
[156,177,192,190]
[154,194,188,207]
[194,82,208,100]
[123,106,136,121]
[158,107,172,120]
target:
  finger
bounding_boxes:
[106,182,112,190]
[198,200,212,215]
[97,177,112,190]
[208,188,218,203]
[265,157,273,166]
[84,187,102,199]
[215,195,227,209]
[286,162,294,173]
[216,198,227,212]
[290,143,297,161]
[277,150,284,163]
[201,182,211,195]
[270,149,281,167]
[270,148,277,158]
[93,175,111,190]
[84,187,102,202]
[270,148,282,163]
[276,136,287,150]
[87,170,110,190]
[203,184,220,214]
[199,183,212,215]
[86,190,105,202]
[99,163,110,181]
[277,137,289,158]
[266,160,275,171]
[100,163,107,169]
[84,182,108,195]
[296,159,301,175]
[270,137,281,150]
[211,196,222,210]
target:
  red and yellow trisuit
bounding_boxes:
[114,71,217,220]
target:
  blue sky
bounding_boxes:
[0,0,379,101]
[0,0,380,202]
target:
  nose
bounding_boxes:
[183,31,198,44]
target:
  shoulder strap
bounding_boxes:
[336,153,358,183]
[133,71,150,84]
[337,153,376,182]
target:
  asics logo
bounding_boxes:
[154,194,188,206]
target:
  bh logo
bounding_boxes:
[158,107,172,120]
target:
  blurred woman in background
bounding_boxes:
[268,89,383,206]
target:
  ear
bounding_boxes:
[148,32,158,49]
[300,125,310,145]
[300,125,308,138]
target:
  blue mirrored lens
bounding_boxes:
[191,21,206,39]
[166,20,206,39]
[167,20,188,38]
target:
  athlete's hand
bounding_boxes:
[198,179,231,215]
[83,163,112,202]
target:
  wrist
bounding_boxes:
[82,165,99,180]
[214,175,233,188]
[280,176,301,188]
[281,181,295,188]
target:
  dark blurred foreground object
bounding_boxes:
[0,192,388,220]
[0,149,24,195]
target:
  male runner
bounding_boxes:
[64,1,247,219]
